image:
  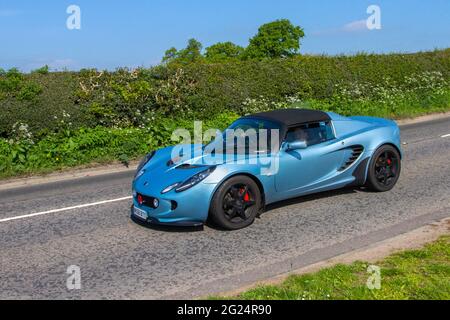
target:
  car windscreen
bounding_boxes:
[205,118,282,155]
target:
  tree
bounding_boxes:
[178,38,203,62]
[205,42,245,62]
[162,47,178,63]
[244,19,305,59]
[162,39,203,64]
[31,65,50,75]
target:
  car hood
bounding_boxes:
[134,144,270,193]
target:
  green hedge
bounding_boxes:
[1,49,449,177]
[1,49,449,140]
[0,112,238,177]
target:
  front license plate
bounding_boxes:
[133,207,148,220]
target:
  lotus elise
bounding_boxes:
[131,109,402,230]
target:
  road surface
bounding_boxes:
[0,117,449,299]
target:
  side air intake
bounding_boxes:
[339,145,364,171]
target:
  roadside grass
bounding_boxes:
[211,236,450,300]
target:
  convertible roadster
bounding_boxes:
[131,109,402,230]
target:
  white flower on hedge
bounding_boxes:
[10,122,34,144]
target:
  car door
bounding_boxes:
[275,121,346,195]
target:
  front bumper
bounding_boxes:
[131,205,204,227]
[131,182,216,226]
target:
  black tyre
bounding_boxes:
[209,176,262,230]
[366,145,401,192]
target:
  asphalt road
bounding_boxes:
[0,117,449,299]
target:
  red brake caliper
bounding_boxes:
[240,188,250,202]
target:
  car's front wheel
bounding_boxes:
[366,145,401,192]
[209,176,262,230]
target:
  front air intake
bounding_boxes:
[176,164,205,170]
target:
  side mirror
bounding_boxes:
[286,140,308,151]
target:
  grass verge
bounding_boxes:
[212,236,450,300]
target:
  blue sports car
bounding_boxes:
[131,109,402,230]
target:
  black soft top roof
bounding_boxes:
[245,109,331,127]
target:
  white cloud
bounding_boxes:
[342,20,368,32]
[311,19,370,36]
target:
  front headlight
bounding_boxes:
[175,166,216,193]
[161,182,181,194]
[134,151,155,179]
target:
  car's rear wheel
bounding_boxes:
[209,176,262,230]
[366,145,401,192]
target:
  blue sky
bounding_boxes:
[1,0,449,71]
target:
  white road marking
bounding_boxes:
[441,134,450,138]
[0,196,132,223]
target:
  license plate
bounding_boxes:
[133,207,148,220]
